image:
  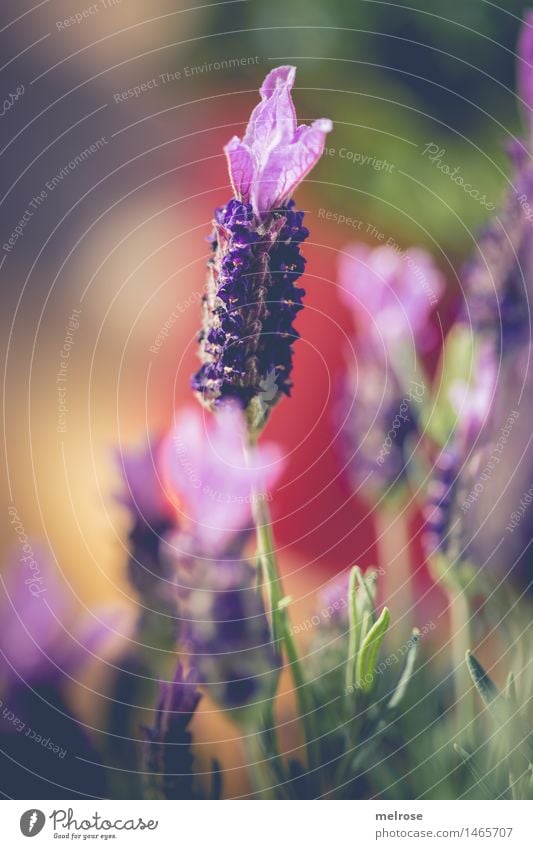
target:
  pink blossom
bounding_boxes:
[338,243,444,350]
[161,404,284,556]
[225,66,332,217]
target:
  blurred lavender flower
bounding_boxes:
[142,663,202,799]
[336,242,439,498]
[0,550,113,693]
[192,66,332,430]
[161,404,284,558]
[434,15,533,584]
[462,14,533,350]
[338,243,444,353]
[461,187,531,350]
[337,354,424,498]
[179,559,277,714]
[0,549,117,798]
[109,439,182,796]
[423,342,497,560]
[423,449,462,559]
[115,438,178,603]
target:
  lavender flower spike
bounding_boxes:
[192,66,332,430]
[142,663,202,799]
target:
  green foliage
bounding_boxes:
[460,651,533,800]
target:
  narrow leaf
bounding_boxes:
[388,629,420,710]
[454,744,497,799]
[345,566,360,693]
[466,651,508,725]
[356,606,391,693]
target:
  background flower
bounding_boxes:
[338,243,444,352]
[162,404,284,557]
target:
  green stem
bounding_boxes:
[448,580,473,733]
[246,441,319,775]
[282,613,319,773]
[345,566,360,694]
[375,501,414,647]
[252,492,284,653]
[429,555,474,732]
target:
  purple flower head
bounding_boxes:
[115,437,176,528]
[142,662,202,799]
[518,12,533,138]
[180,559,277,712]
[339,244,444,352]
[422,448,461,559]
[462,187,531,349]
[423,344,497,560]
[192,67,332,430]
[225,66,332,218]
[162,404,284,558]
[115,439,179,617]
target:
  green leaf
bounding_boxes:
[388,629,420,710]
[345,566,361,693]
[358,569,378,618]
[356,607,391,693]
[505,671,518,708]
[454,744,497,799]
[466,651,504,721]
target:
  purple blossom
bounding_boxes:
[338,243,444,352]
[423,343,497,559]
[462,15,533,350]
[461,187,530,348]
[115,439,179,613]
[336,353,423,497]
[192,67,332,426]
[225,66,332,218]
[422,448,461,558]
[161,404,284,558]
[179,560,277,711]
[115,437,176,527]
[142,662,202,799]
[0,549,118,692]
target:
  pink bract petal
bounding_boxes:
[225,136,254,203]
[224,65,332,217]
[253,119,333,214]
[161,404,285,556]
[339,243,444,351]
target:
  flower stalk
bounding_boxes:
[250,469,319,773]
